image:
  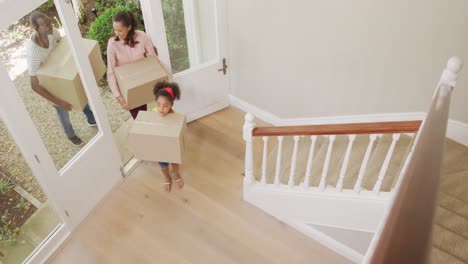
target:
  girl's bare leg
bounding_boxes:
[161,166,172,192]
[172,164,184,189]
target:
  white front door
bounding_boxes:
[0,0,122,261]
[141,0,230,121]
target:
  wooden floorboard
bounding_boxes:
[47,107,350,264]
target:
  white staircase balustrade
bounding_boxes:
[303,136,318,189]
[319,135,336,191]
[274,136,284,186]
[260,136,269,184]
[243,113,255,184]
[288,136,301,188]
[353,134,378,193]
[336,135,356,191]
[372,134,400,193]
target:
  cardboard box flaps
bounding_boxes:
[36,38,106,110]
[115,56,168,110]
[127,111,186,164]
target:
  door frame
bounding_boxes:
[0,0,123,262]
[140,0,230,122]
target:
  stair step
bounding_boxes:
[442,139,468,176]
[438,192,468,220]
[432,224,468,262]
[440,171,468,202]
[430,246,466,264]
[435,206,468,240]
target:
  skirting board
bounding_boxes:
[229,95,468,147]
[186,97,230,123]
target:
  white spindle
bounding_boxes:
[319,135,336,191]
[274,136,284,186]
[288,136,300,188]
[302,136,318,189]
[261,137,269,184]
[353,134,377,192]
[336,135,356,191]
[243,113,255,184]
[373,134,401,193]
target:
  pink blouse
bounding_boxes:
[106,30,157,97]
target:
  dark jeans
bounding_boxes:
[53,104,95,138]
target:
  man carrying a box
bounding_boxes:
[27,11,96,146]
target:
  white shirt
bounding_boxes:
[26,27,62,76]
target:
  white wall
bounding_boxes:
[227,0,468,123]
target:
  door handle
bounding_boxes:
[218,58,228,75]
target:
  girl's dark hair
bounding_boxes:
[30,11,51,31]
[113,11,139,47]
[153,81,181,104]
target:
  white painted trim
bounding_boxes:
[186,96,230,123]
[229,95,425,126]
[289,222,363,263]
[123,158,142,176]
[447,120,468,146]
[24,224,70,264]
[0,0,47,29]
[182,0,201,67]
[229,95,468,146]
[229,95,282,125]
[140,0,173,75]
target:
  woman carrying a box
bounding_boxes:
[106,11,158,119]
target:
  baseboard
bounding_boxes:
[229,95,468,147]
[187,97,230,123]
[447,120,468,146]
[289,222,363,263]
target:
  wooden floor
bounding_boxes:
[47,107,349,264]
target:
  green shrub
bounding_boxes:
[36,0,55,13]
[87,2,145,62]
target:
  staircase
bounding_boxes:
[242,57,467,263]
[243,128,418,262]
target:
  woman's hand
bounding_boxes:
[116,96,129,111]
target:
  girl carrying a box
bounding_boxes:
[153,81,184,192]
[106,11,158,119]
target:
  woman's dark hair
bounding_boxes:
[153,81,181,104]
[30,11,51,31]
[113,11,139,47]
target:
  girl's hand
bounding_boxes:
[116,96,129,111]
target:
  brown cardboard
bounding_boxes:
[115,56,168,110]
[127,111,186,164]
[37,38,106,110]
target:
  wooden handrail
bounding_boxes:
[252,121,422,137]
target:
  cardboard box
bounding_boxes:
[127,111,186,163]
[37,37,106,111]
[115,56,168,110]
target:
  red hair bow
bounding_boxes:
[161,87,175,100]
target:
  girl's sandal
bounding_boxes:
[175,177,184,189]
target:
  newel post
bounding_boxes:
[243,113,256,184]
